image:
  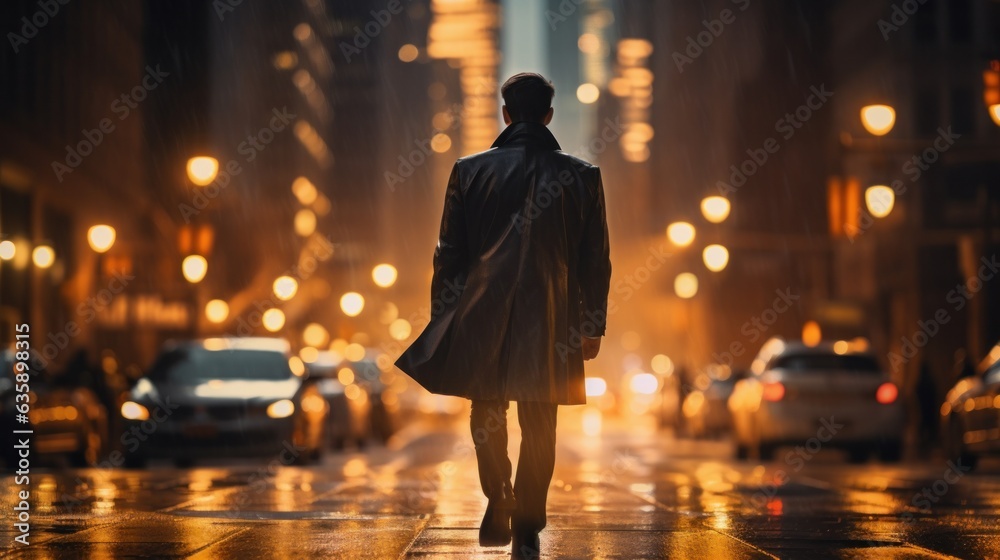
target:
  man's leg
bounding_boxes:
[470,400,512,499]
[512,401,558,535]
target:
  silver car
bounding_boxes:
[728,338,904,462]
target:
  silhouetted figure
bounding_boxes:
[397,72,611,559]
[915,360,938,455]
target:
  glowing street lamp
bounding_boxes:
[802,320,822,346]
[273,276,298,301]
[666,222,695,248]
[32,245,55,269]
[674,272,698,299]
[182,255,208,283]
[989,104,1000,127]
[700,196,731,223]
[865,185,895,218]
[702,244,729,272]
[262,308,285,332]
[87,225,116,253]
[0,240,15,260]
[340,292,365,317]
[186,156,219,186]
[205,299,229,323]
[303,323,330,347]
[860,104,895,136]
[372,263,398,288]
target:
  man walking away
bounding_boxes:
[396,72,612,559]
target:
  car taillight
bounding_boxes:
[876,382,898,404]
[762,382,785,402]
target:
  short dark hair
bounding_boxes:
[501,72,555,123]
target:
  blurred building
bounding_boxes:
[0,0,185,375]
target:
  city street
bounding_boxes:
[3,408,999,559]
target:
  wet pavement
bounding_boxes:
[2,408,1000,559]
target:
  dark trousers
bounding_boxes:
[470,400,558,533]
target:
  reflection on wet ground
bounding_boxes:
[2,409,999,559]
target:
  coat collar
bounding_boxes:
[491,121,561,151]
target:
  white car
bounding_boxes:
[728,338,904,462]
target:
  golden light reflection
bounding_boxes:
[582,407,602,436]
[860,104,896,136]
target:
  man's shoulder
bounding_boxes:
[552,151,599,173]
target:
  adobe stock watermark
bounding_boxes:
[846,126,960,242]
[557,244,672,362]
[672,0,751,73]
[178,106,296,222]
[888,253,998,372]
[510,116,624,232]
[877,0,930,41]
[543,0,587,31]
[7,0,70,53]
[339,0,412,63]
[712,288,800,366]
[228,235,334,335]
[51,65,169,182]
[716,84,833,196]
[29,270,135,371]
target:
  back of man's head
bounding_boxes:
[501,73,555,123]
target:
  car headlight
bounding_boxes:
[267,399,295,419]
[121,401,150,420]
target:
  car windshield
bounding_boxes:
[771,353,880,373]
[149,348,291,383]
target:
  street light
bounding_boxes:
[576,83,600,104]
[303,323,329,347]
[87,225,116,253]
[702,244,729,272]
[340,292,365,317]
[262,308,285,332]
[182,255,208,283]
[273,276,298,301]
[674,272,698,299]
[372,263,398,288]
[389,318,412,340]
[860,104,895,136]
[186,156,219,186]
[32,245,55,268]
[865,185,895,218]
[205,299,229,323]
[291,177,318,205]
[989,104,1000,127]
[700,196,731,223]
[0,240,15,260]
[666,222,696,247]
[802,320,822,346]
[294,209,316,237]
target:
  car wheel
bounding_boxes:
[946,418,978,471]
[878,441,903,463]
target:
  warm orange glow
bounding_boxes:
[876,382,898,405]
[762,382,785,402]
[802,321,822,346]
[700,196,731,223]
[186,156,219,186]
[674,273,698,299]
[87,225,116,253]
[205,299,229,323]
[990,104,1000,126]
[667,222,695,247]
[181,255,207,283]
[860,105,895,136]
[865,185,895,218]
[703,245,729,272]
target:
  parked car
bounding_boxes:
[682,365,740,439]
[941,342,1000,471]
[306,354,372,450]
[120,337,327,468]
[335,355,398,443]
[1,348,108,468]
[728,338,904,462]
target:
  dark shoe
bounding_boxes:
[479,487,515,547]
[511,530,540,559]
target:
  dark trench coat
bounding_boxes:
[394,122,611,405]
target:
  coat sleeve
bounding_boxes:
[578,166,611,336]
[430,162,468,320]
